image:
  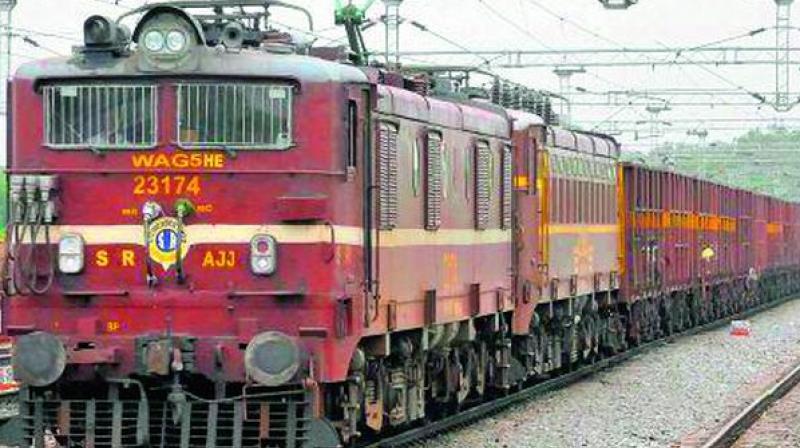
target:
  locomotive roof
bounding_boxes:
[14,50,369,86]
[376,84,510,139]
[546,127,621,159]
[506,108,546,131]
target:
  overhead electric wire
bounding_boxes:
[679,27,771,54]
[590,104,636,132]
[404,18,492,67]
[474,0,555,51]
[654,38,762,102]
[516,0,774,119]
[646,26,775,110]
[519,0,624,48]
[7,26,81,43]
[83,0,136,10]
[269,19,345,47]
[13,34,65,56]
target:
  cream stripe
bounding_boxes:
[29,225,511,248]
[378,229,510,247]
[33,225,361,246]
[548,224,618,235]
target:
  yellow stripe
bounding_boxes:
[548,224,618,235]
[378,229,510,248]
[27,225,510,248]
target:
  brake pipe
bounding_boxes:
[141,201,162,288]
[173,199,195,285]
[25,200,55,295]
[143,215,158,288]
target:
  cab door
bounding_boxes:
[511,124,544,334]
[345,85,379,327]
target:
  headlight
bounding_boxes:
[166,30,187,53]
[245,332,301,386]
[58,234,85,274]
[142,30,165,52]
[13,332,66,387]
[250,234,277,276]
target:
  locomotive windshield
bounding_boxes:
[43,84,158,149]
[42,82,293,151]
[177,83,293,150]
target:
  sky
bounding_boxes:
[4,0,800,155]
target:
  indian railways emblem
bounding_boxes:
[148,217,190,270]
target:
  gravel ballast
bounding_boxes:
[424,298,800,448]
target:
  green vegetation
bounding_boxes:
[621,128,800,201]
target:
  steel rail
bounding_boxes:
[361,293,799,448]
[700,359,800,448]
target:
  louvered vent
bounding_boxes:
[502,145,513,229]
[476,141,491,230]
[426,132,443,230]
[378,123,399,230]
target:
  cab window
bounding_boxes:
[177,83,293,149]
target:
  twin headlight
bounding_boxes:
[58,234,85,275]
[136,11,195,62]
[142,29,188,54]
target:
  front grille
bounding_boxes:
[22,400,144,447]
[22,385,312,448]
[42,84,158,149]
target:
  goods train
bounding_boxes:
[3,2,800,447]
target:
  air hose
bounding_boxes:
[10,193,55,295]
[8,198,29,295]
[174,199,195,285]
[143,215,158,288]
[25,201,55,295]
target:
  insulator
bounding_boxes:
[409,74,430,96]
[491,80,501,104]
[501,83,512,108]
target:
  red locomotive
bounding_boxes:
[3,2,799,447]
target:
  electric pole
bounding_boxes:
[0,0,16,168]
[383,0,402,68]
[553,66,585,127]
[775,0,793,111]
[0,0,14,108]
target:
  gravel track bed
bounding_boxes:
[424,299,800,448]
[730,376,800,448]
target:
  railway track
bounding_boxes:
[361,294,800,448]
[700,355,800,448]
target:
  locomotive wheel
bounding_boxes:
[456,347,473,405]
[475,342,488,396]
[579,313,598,363]
[649,299,661,341]
[601,311,627,355]
[628,304,643,347]
[662,296,675,336]
[680,294,691,330]
[532,325,550,376]
[674,298,685,332]
[688,294,701,327]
